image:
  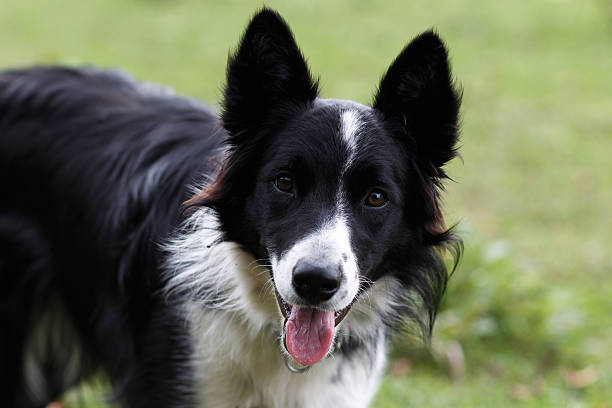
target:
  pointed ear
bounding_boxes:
[373,31,461,174]
[221,8,319,143]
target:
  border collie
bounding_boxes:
[0,8,461,408]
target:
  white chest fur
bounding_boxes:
[189,307,387,408]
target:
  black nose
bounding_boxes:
[292,260,341,304]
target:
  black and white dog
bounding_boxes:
[0,8,461,408]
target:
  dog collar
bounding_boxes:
[285,357,311,374]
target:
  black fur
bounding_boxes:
[0,66,220,407]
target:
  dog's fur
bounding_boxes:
[0,9,461,408]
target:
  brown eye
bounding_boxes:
[275,174,294,193]
[366,190,388,207]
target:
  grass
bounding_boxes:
[3,0,611,406]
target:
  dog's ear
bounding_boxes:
[373,31,461,175]
[222,8,319,144]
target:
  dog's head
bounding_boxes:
[185,8,461,367]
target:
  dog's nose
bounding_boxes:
[292,260,341,304]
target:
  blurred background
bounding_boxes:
[2,0,611,406]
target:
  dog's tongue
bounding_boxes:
[286,306,335,366]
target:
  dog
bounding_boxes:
[0,8,461,408]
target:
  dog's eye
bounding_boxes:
[275,174,294,193]
[365,190,388,207]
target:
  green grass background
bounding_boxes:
[3,0,611,406]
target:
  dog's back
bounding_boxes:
[0,66,222,407]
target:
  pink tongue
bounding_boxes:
[286,306,335,366]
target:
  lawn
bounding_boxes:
[3,0,611,406]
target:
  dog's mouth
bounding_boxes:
[274,290,352,367]
[275,291,352,326]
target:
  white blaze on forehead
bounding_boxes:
[340,109,362,158]
[271,215,359,312]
